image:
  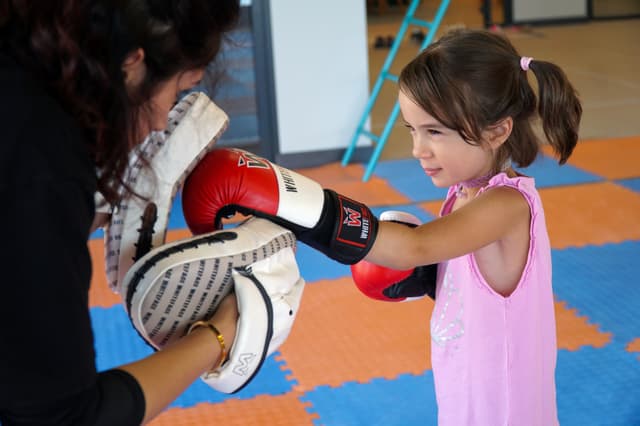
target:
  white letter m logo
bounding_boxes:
[233,353,257,376]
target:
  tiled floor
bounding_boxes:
[86,4,640,425]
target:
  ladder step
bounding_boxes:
[409,17,433,28]
[383,72,399,83]
[360,130,380,143]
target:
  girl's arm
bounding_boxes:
[367,186,531,270]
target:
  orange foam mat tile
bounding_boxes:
[88,238,121,308]
[278,277,433,391]
[543,136,640,180]
[626,338,640,360]
[555,300,612,351]
[295,162,410,207]
[539,181,640,249]
[165,229,194,242]
[295,162,370,186]
[148,393,317,426]
[88,229,194,308]
[417,199,445,218]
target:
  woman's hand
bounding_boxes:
[119,291,239,424]
[208,291,239,351]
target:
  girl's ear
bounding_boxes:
[483,117,513,150]
[122,48,146,89]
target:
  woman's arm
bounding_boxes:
[366,186,531,270]
[90,212,110,233]
[118,292,238,424]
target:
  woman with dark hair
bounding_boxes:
[0,0,241,424]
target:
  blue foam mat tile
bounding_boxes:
[551,241,640,343]
[516,154,603,188]
[90,306,296,408]
[167,193,188,230]
[301,373,438,426]
[91,306,155,369]
[295,243,351,282]
[372,158,449,203]
[616,177,640,193]
[556,345,640,425]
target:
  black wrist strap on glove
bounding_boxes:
[297,189,379,265]
[222,190,378,265]
[382,263,438,300]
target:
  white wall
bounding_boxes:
[513,0,588,22]
[269,0,371,155]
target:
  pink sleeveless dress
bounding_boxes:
[430,173,558,425]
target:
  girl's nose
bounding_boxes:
[412,139,432,160]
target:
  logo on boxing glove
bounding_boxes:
[336,195,372,248]
[236,150,270,169]
[233,352,258,376]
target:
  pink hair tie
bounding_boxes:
[520,56,533,71]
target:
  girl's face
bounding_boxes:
[398,89,495,188]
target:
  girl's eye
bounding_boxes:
[403,123,415,132]
[428,129,442,136]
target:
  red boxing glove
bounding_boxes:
[182,148,378,265]
[351,211,437,301]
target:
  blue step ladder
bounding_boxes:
[342,0,451,181]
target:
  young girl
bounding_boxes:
[366,28,582,424]
[179,26,581,426]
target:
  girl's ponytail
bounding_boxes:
[529,60,582,164]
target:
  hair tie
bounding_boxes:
[520,56,533,71]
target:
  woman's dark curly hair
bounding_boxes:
[0,0,240,203]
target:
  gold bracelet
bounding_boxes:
[187,320,228,375]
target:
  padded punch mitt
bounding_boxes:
[121,217,306,394]
[103,91,229,293]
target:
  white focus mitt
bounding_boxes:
[121,217,306,394]
[103,91,229,293]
